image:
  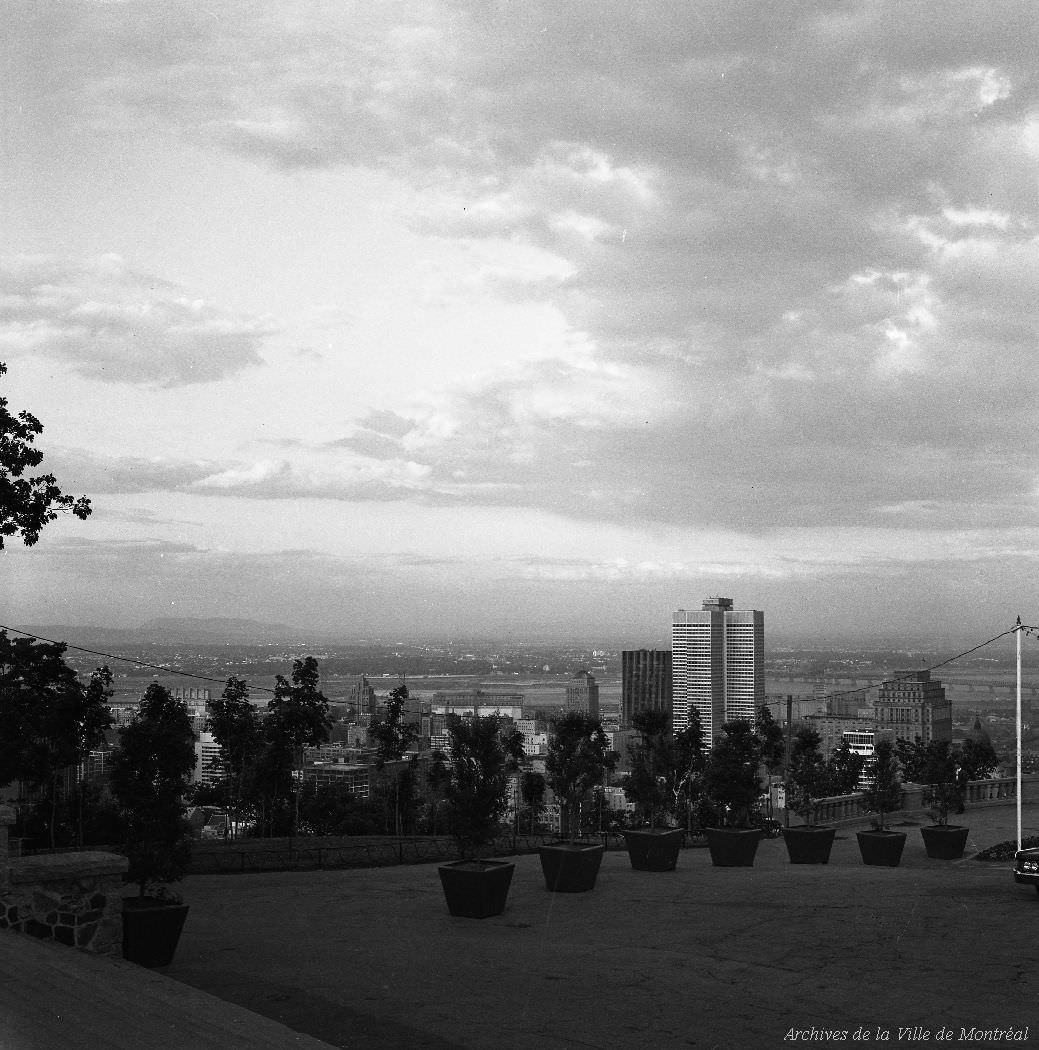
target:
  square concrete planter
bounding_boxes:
[438,859,515,918]
[622,828,684,871]
[538,841,605,892]
[705,828,763,867]
[856,830,907,867]
[122,898,189,967]
[920,825,970,860]
[783,825,836,865]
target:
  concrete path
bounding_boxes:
[0,928,337,1050]
[161,807,1039,1050]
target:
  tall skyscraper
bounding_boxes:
[621,650,672,728]
[875,670,951,744]
[672,597,764,739]
[565,671,600,720]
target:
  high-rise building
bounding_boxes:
[621,650,672,728]
[672,597,764,739]
[565,672,600,720]
[874,670,951,744]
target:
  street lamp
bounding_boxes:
[1016,617,1023,851]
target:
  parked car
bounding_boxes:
[1013,847,1039,894]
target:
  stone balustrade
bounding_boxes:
[0,805,127,955]
[803,776,1030,827]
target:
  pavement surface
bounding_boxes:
[161,806,1039,1050]
[0,927,337,1050]
[2,806,1037,1050]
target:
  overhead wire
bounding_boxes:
[0,622,279,695]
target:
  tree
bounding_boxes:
[861,740,904,832]
[826,739,865,796]
[670,710,707,831]
[442,714,525,859]
[0,362,91,549]
[787,727,829,826]
[422,749,451,836]
[205,676,262,839]
[915,739,962,827]
[518,769,547,834]
[895,736,928,783]
[755,705,786,776]
[623,709,671,827]
[0,631,113,847]
[623,708,705,829]
[370,683,419,836]
[265,657,331,837]
[545,711,615,840]
[703,718,762,828]
[958,736,999,786]
[110,684,197,896]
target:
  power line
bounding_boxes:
[0,623,278,695]
[791,626,1031,707]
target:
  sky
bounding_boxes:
[2,0,1038,646]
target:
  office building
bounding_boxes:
[565,672,600,719]
[874,670,951,744]
[672,597,764,739]
[621,649,672,728]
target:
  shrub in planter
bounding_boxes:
[438,714,524,918]
[915,739,969,860]
[540,711,615,891]
[703,719,764,867]
[621,709,705,871]
[784,727,836,864]
[110,683,197,966]
[856,740,906,867]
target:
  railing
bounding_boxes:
[808,777,1021,826]
[186,832,564,875]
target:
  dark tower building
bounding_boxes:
[621,649,673,729]
[875,670,951,744]
[565,671,600,720]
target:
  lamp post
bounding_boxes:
[1016,617,1023,852]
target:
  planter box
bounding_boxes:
[122,898,189,967]
[705,828,762,867]
[856,830,907,867]
[622,828,684,872]
[920,824,970,860]
[538,841,605,892]
[783,825,836,865]
[437,859,515,919]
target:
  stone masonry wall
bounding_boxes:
[0,805,128,955]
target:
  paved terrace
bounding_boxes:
[4,805,1039,1050]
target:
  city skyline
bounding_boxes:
[4,3,1038,644]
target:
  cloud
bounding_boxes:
[12,2,1039,536]
[0,255,273,386]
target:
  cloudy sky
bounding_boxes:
[3,0,1038,645]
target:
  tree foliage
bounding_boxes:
[442,714,524,859]
[518,768,548,834]
[754,705,786,775]
[545,710,615,840]
[787,726,829,825]
[263,657,331,835]
[205,675,263,838]
[0,362,91,549]
[703,718,762,828]
[826,739,865,797]
[861,739,904,832]
[110,684,197,895]
[369,683,420,835]
[623,708,706,828]
[0,631,113,846]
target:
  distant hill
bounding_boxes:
[15,617,321,647]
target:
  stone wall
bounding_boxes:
[0,805,127,955]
